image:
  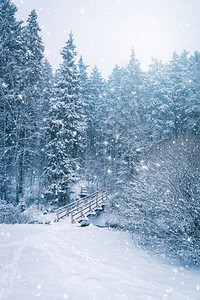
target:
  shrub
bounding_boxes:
[112,137,200,265]
[0,200,32,224]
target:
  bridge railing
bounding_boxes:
[54,191,108,223]
[80,186,95,196]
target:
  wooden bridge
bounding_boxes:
[54,191,109,224]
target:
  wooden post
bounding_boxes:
[66,205,69,217]
[76,200,79,212]
[89,201,92,213]
[80,207,85,218]
[96,197,100,208]
[71,212,76,224]
[56,209,59,222]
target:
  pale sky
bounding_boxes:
[13,0,200,77]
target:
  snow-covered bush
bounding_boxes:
[112,137,200,265]
[0,200,32,224]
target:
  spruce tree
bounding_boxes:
[86,66,106,183]
[77,55,90,167]
[187,51,200,134]
[45,33,85,205]
[115,49,144,175]
[104,65,127,186]
[14,9,44,203]
[38,59,53,194]
[0,0,24,202]
[78,55,90,101]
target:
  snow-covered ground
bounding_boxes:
[0,221,200,300]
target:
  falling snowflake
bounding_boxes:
[80,7,85,15]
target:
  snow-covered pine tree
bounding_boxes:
[77,55,90,168]
[184,51,200,135]
[78,55,90,100]
[166,51,190,137]
[145,58,172,143]
[86,65,106,184]
[0,0,24,202]
[45,32,86,205]
[147,51,193,141]
[114,49,145,182]
[38,59,54,194]
[107,49,154,224]
[14,9,44,203]
[103,65,127,188]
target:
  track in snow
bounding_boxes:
[0,222,200,300]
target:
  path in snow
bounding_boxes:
[0,222,200,300]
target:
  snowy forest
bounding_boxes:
[1,0,200,265]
